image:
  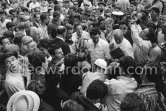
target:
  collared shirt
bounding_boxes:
[87,38,111,64]
[104,76,137,111]
[134,83,158,111]
[56,36,65,42]
[131,24,152,65]
[118,38,134,59]
[71,31,90,53]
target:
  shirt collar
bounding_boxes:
[56,36,65,42]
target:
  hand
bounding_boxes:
[100,104,109,111]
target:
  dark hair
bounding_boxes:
[147,27,157,43]
[0,36,10,45]
[62,100,84,111]
[9,9,16,15]
[119,21,128,27]
[65,24,73,30]
[38,39,52,49]
[54,5,61,11]
[57,26,67,35]
[120,93,146,111]
[40,13,48,23]
[152,0,164,13]
[64,53,78,67]
[53,11,60,19]
[151,7,160,16]
[48,44,61,56]
[6,22,15,30]
[162,25,166,35]
[74,23,82,31]
[2,51,18,64]
[73,13,82,20]
[3,31,14,39]
[86,80,108,100]
[28,51,46,68]
[119,56,136,75]
[90,27,100,37]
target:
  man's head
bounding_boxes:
[73,13,82,25]
[74,23,83,38]
[27,40,38,53]
[57,26,67,37]
[0,10,6,22]
[40,13,50,25]
[34,7,41,15]
[86,80,108,103]
[105,18,114,32]
[34,13,41,23]
[113,29,124,44]
[119,56,136,75]
[94,59,107,74]
[38,39,52,58]
[65,24,73,40]
[120,93,146,111]
[3,51,19,73]
[53,11,60,22]
[150,7,160,20]
[90,27,101,45]
[48,44,64,60]
[28,51,47,69]
[6,22,15,31]
[139,27,156,43]
[0,36,10,47]
[119,21,129,35]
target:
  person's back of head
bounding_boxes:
[64,53,78,67]
[28,51,46,68]
[62,100,84,111]
[120,93,146,111]
[57,26,67,36]
[86,80,108,101]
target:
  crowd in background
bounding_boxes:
[0,0,166,111]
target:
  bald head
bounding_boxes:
[113,29,124,44]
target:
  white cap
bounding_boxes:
[94,59,107,69]
[112,11,124,16]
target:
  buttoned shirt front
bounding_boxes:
[87,38,111,64]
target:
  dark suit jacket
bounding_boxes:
[70,92,100,111]
[53,38,71,56]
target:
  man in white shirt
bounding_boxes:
[104,56,137,111]
[113,29,134,59]
[87,27,111,64]
[130,23,152,66]
[29,0,40,11]
[71,24,90,53]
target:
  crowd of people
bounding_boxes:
[0,0,166,111]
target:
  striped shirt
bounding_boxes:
[134,83,158,111]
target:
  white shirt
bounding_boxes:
[81,71,102,95]
[118,38,134,59]
[87,38,111,64]
[131,24,152,65]
[104,76,137,111]
[29,2,40,10]
[5,72,25,98]
[71,31,90,53]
